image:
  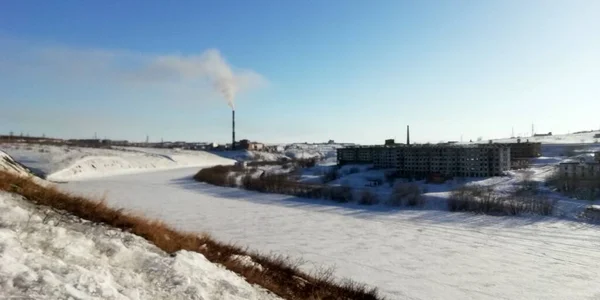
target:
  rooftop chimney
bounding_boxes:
[407,125,410,145]
[232,110,235,150]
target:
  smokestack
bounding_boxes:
[407,125,410,145]
[232,110,235,150]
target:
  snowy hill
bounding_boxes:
[0,191,280,300]
[0,144,236,181]
[0,150,33,176]
[482,130,600,145]
[284,143,349,162]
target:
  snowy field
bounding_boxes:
[0,191,279,300]
[0,143,235,181]
[61,168,600,300]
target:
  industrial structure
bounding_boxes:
[337,143,512,178]
[232,109,236,150]
[558,152,600,178]
[337,127,542,178]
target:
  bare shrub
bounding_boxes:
[388,183,424,207]
[348,167,360,174]
[449,185,556,216]
[226,174,238,187]
[194,165,239,186]
[322,166,340,183]
[358,190,379,205]
[580,206,600,223]
[329,185,353,203]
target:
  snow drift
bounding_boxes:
[1,144,236,181]
[0,191,279,300]
[0,150,32,177]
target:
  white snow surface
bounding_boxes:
[0,150,33,176]
[61,168,600,300]
[0,144,235,181]
[0,191,279,300]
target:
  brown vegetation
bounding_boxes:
[358,190,379,205]
[0,171,381,300]
[387,183,424,207]
[448,185,555,216]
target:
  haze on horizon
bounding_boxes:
[1,0,599,145]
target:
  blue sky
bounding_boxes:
[1,0,599,144]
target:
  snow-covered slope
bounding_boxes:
[484,130,600,144]
[0,191,280,300]
[210,150,288,162]
[0,144,235,181]
[0,150,32,176]
[284,143,347,161]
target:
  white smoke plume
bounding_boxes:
[0,38,267,109]
[146,49,265,109]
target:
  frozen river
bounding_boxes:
[61,167,600,300]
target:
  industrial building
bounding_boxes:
[338,143,511,178]
[558,152,600,178]
[510,139,542,159]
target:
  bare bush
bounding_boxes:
[449,185,555,215]
[348,167,360,174]
[329,185,353,203]
[226,174,238,187]
[358,190,379,205]
[322,167,340,183]
[388,183,424,207]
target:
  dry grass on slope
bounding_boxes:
[0,171,381,300]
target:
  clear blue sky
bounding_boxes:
[1,0,599,144]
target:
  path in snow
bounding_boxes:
[61,168,600,300]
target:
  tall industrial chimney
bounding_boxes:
[407,125,410,145]
[232,110,236,150]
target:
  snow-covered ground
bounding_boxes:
[60,168,600,300]
[0,191,280,300]
[484,130,600,144]
[209,150,288,162]
[0,144,235,181]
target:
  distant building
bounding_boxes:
[337,142,511,178]
[239,139,265,151]
[510,139,542,159]
[534,132,552,137]
[558,152,600,178]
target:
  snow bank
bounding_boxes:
[0,192,280,300]
[1,144,235,181]
[0,150,32,176]
[210,150,288,162]
[284,143,346,160]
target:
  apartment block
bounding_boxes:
[338,143,511,178]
